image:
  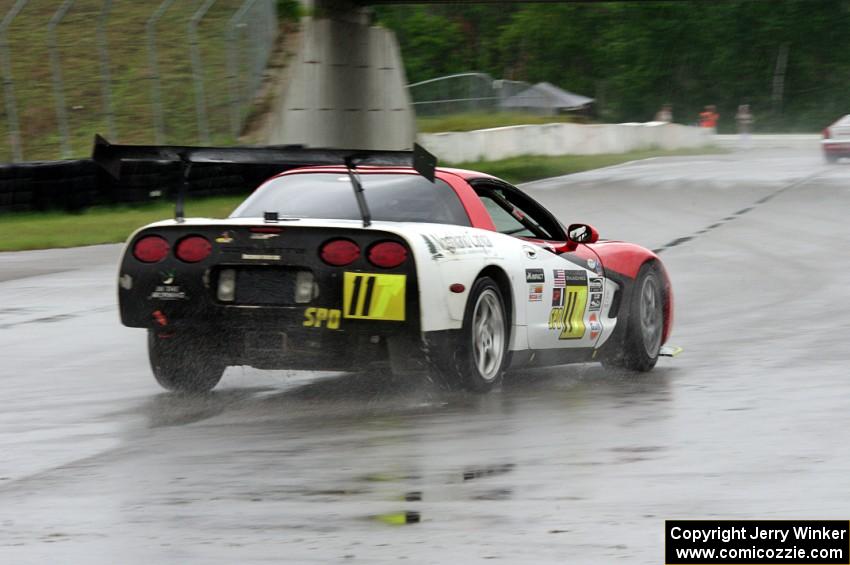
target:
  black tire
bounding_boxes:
[607,263,664,372]
[825,153,839,164]
[429,277,509,393]
[148,331,226,393]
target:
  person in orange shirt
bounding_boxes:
[699,105,719,129]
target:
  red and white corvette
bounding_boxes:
[118,160,676,393]
[822,115,850,163]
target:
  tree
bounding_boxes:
[376,1,850,132]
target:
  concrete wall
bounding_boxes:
[263,16,415,150]
[417,122,714,164]
[714,134,820,150]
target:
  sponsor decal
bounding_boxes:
[552,287,563,307]
[149,284,186,301]
[420,235,443,260]
[250,233,279,240]
[528,284,544,302]
[548,270,588,339]
[303,307,342,330]
[553,269,566,287]
[421,234,444,260]
[553,269,587,287]
[587,258,598,271]
[119,274,133,290]
[564,270,588,283]
[241,253,281,261]
[589,277,603,292]
[148,270,186,300]
[343,273,406,321]
[589,292,602,311]
[525,268,545,283]
[589,313,601,340]
[215,231,234,244]
[422,233,494,258]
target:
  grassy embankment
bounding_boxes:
[417,112,580,133]
[0,146,724,252]
[0,0,292,162]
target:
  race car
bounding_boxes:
[822,115,850,163]
[106,140,675,393]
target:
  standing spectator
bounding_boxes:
[699,105,719,130]
[655,103,673,123]
[735,104,754,149]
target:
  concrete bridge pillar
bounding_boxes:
[262,0,415,150]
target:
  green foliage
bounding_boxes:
[376,1,850,132]
[377,7,463,84]
[277,0,302,21]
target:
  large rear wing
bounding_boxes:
[91,135,438,224]
[91,135,435,180]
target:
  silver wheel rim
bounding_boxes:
[472,288,506,382]
[639,274,663,357]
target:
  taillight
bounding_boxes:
[368,241,407,269]
[823,127,831,139]
[175,236,212,263]
[320,239,360,266]
[133,235,169,263]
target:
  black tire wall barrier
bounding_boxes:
[0,159,288,215]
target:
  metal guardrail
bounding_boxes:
[0,0,279,163]
[408,72,545,117]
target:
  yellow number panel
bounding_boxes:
[343,273,406,321]
[548,286,588,340]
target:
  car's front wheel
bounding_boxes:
[148,331,226,393]
[606,263,664,372]
[429,276,509,393]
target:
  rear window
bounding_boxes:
[231,172,471,226]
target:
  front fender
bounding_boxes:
[589,240,674,344]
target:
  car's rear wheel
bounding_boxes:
[825,153,839,164]
[148,331,226,393]
[607,263,664,372]
[429,277,509,393]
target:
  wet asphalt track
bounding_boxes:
[1,147,849,564]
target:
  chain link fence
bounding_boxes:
[408,72,544,117]
[0,0,278,163]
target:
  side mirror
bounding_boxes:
[566,223,599,244]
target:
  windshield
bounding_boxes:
[231,172,471,226]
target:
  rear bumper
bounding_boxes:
[822,140,850,154]
[151,319,410,371]
[141,299,422,370]
[120,224,421,369]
